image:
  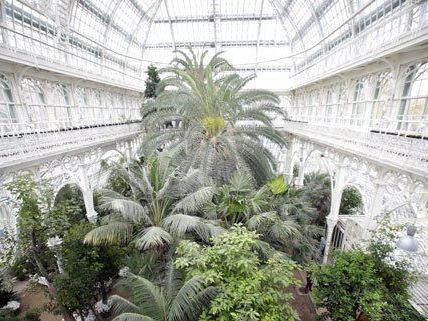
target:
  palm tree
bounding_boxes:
[198,172,299,252]
[302,171,332,227]
[110,266,217,321]
[199,171,322,262]
[274,187,324,263]
[85,155,220,251]
[141,48,287,185]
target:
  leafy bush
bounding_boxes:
[176,225,300,321]
[339,186,363,215]
[22,310,40,321]
[0,311,18,321]
[313,237,426,321]
[11,257,35,281]
[267,174,288,195]
[0,280,17,307]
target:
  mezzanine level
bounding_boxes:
[280,120,428,179]
[0,122,142,171]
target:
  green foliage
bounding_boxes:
[313,234,426,321]
[54,184,85,218]
[6,176,46,248]
[55,222,125,314]
[141,48,287,185]
[176,225,300,321]
[0,229,16,268]
[302,172,331,227]
[10,256,35,281]
[339,186,363,215]
[100,158,132,198]
[110,265,216,321]
[85,156,219,253]
[0,279,17,307]
[313,250,386,321]
[267,174,288,195]
[144,64,161,98]
[6,175,86,281]
[22,309,40,321]
[0,311,18,321]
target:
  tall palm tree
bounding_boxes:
[141,48,287,185]
[85,155,220,251]
[302,171,332,227]
[110,266,217,321]
[195,171,299,253]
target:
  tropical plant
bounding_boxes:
[85,156,221,252]
[273,186,323,263]
[141,48,287,185]
[339,186,363,215]
[54,222,125,320]
[0,279,17,307]
[175,224,300,321]
[303,172,331,227]
[109,265,216,321]
[144,65,161,99]
[312,229,426,321]
[198,171,321,262]
[6,175,85,321]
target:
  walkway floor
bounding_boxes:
[289,271,317,321]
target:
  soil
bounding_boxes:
[14,281,62,321]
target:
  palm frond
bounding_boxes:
[173,186,215,213]
[112,313,155,321]
[110,295,141,315]
[134,226,173,250]
[100,189,152,225]
[84,222,133,245]
[168,276,217,321]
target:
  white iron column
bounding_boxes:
[323,164,346,263]
[363,174,387,242]
[77,165,97,221]
[295,142,306,186]
[284,136,295,184]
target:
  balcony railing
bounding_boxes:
[282,113,428,138]
[0,103,141,136]
[281,121,428,177]
[0,25,143,91]
[0,123,143,168]
[291,1,428,89]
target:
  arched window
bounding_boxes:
[351,77,368,127]
[324,89,334,123]
[370,72,392,129]
[398,62,428,135]
[336,85,347,126]
[0,75,17,132]
[52,84,73,127]
[75,87,88,125]
[21,78,49,131]
[298,94,306,121]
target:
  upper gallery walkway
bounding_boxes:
[0,122,142,171]
[279,120,428,180]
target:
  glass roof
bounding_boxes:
[68,0,336,67]
[3,0,411,90]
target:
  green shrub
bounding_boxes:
[11,257,35,281]
[339,186,363,215]
[0,311,18,321]
[176,225,300,321]
[22,310,40,321]
[0,280,17,307]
